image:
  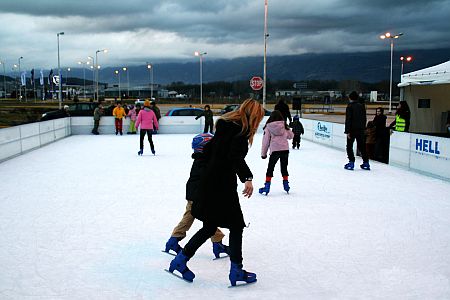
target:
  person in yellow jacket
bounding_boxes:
[113,102,127,135]
[389,100,411,132]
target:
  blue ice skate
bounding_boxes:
[168,251,195,282]
[360,162,371,170]
[283,180,290,193]
[137,149,143,156]
[151,149,155,155]
[344,161,354,170]
[164,236,182,255]
[258,182,271,195]
[212,241,230,259]
[229,262,257,287]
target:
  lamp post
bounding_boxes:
[147,62,153,99]
[0,60,5,98]
[66,67,71,99]
[194,51,207,105]
[18,56,23,101]
[12,64,18,99]
[400,56,413,77]
[122,67,129,97]
[263,0,269,108]
[56,32,64,108]
[114,70,121,99]
[379,32,403,113]
[78,61,88,99]
[95,49,107,102]
[87,56,94,99]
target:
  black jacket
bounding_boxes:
[373,114,387,137]
[185,152,207,201]
[289,120,304,135]
[195,110,214,123]
[192,119,252,229]
[345,101,367,134]
[274,101,292,123]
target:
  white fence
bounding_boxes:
[0,118,71,162]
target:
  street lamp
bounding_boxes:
[0,60,6,98]
[57,32,64,108]
[95,49,107,102]
[122,67,129,97]
[114,70,121,99]
[78,61,89,99]
[194,51,207,105]
[12,64,18,99]
[263,0,269,108]
[18,56,23,101]
[147,62,154,99]
[379,32,403,113]
[400,56,413,77]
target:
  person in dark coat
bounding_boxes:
[289,115,304,149]
[168,99,265,286]
[372,107,388,163]
[164,133,229,259]
[195,104,214,133]
[389,100,411,132]
[344,91,370,170]
[274,99,292,123]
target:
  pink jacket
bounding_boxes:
[261,121,294,156]
[127,108,137,121]
[135,108,159,130]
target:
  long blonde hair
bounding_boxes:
[220,98,264,145]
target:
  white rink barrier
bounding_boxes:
[0,118,71,162]
[300,118,348,151]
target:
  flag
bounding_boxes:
[21,71,26,86]
[40,69,44,85]
[48,69,53,85]
[31,69,35,85]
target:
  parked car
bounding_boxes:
[41,102,114,121]
[220,104,271,116]
[165,108,203,117]
[135,98,156,106]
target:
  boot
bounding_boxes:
[344,161,354,170]
[168,251,195,282]
[258,181,271,195]
[137,149,143,156]
[151,149,156,155]
[212,241,229,259]
[165,236,182,254]
[283,180,290,193]
[360,162,371,170]
[229,262,257,286]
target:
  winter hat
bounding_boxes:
[192,133,214,153]
[293,115,299,120]
[144,100,151,107]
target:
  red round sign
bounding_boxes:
[250,76,264,91]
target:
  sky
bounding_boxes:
[0,0,449,70]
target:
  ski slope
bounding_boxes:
[1,134,449,300]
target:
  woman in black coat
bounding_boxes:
[168,99,265,286]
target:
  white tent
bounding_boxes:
[398,60,450,134]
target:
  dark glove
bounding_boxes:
[261,155,267,159]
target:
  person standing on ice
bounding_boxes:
[258,110,294,195]
[112,102,127,135]
[164,132,230,259]
[344,91,370,170]
[195,104,214,133]
[135,100,158,156]
[167,98,265,286]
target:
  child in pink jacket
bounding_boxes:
[259,110,294,195]
[135,100,159,155]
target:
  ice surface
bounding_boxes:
[1,134,450,299]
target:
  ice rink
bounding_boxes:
[1,134,450,299]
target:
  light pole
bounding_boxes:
[56,32,64,108]
[122,67,129,97]
[0,60,5,98]
[400,56,413,77]
[66,67,71,99]
[114,70,121,99]
[263,0,269,108]
[95,49,107,102]
[194,51,207,105]
[78,61,88,99]
[147,63,154,99]
[12,64,18,99]
[87,56,94,100]
[380,32,403,113]
[18,56,23,101]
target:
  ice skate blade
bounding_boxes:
[161,250,177,256]
[228,279,257,288]
[213,254,229,260]
[164,269,193,283]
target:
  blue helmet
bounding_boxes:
[192,133,214,153]
[293,115,299,120]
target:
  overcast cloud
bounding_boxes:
[0,0,449,70]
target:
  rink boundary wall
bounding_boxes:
[299,118,450,181]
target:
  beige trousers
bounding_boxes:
[171,201,225,243]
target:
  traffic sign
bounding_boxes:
[250,76,264,91]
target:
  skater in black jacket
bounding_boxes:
[195,105,214,133]
[167,99,265,286]
[164,133,229,259]
[274,99,292,123]
[289,115,304,149]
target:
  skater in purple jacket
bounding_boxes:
[259,110,294,195]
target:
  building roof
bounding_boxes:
[399,60,450,87]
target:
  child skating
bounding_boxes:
[259,110,294,195]
[164,133,230,259]
[289,115,304,149]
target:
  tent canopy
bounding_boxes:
[399,60,450,87]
